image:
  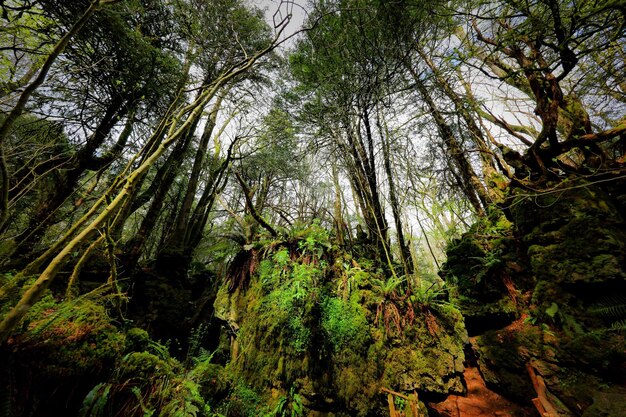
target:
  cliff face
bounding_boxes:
[213,223,467,417]
[441,179,626,417]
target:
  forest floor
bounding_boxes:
[430,367,534,417]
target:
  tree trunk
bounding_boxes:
[378,114,413,276]
[408,66,487,216]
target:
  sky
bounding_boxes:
[247,0,309,45]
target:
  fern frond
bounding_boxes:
[610,319,626,333]
[590,296,626,319]
[79,383,111,417]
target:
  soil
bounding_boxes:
[429,367,535,417]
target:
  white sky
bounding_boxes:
[247,0,309,45]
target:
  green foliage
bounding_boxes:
[590,296,626,334]
[590,297,626,320]
[263,386,304,417]
[221,382,262,417]
[370,275,405,301]
[0,4,54,88]
[125,327,151,352]
[545,302,559,318]
[287,315,311,353]
[321,296,370,352]
[259,258,321,352]
[79,383,112,417]
[242,108,306,184]
[409,281,449,310]
[221,224,470,416]
[78,334,214,417]
[293,221,331,258]
[14,289,126,377]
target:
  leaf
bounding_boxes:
[79,383,111,417]
[545,302,559,318]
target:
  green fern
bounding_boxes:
[590,297,626,318]
[610,319,626,333]
[590,296,626,333]
[79,383,111,417]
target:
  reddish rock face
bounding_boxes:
[429,367,534,417]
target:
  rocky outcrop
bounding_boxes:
[214,225,469,416]
[441,180,626,417]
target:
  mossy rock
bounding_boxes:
[11,296,126,377]
[124,327,150,352]
[118,351,175,381]
[511,182,626,287]
[191,362,230,402]
[217,237,468,417]
[472,322,546,401]
[582,389,626,417]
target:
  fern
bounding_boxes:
[590,296,626,333]
[590,297,626,318]
[79,383,111,417]
[610,319,626,333]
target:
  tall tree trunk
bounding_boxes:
[122,125,196,273]
[0,0,114,229]
[417,49,504,204]
[408,66,487,216]
[378,114,413,276]
[166,91,227,254]
[9,98,132,263]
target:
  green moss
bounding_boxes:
[13,296,126,377]
[125,327,150,352]
[321,296,370,352]
[119,351,174,381]
[217,225,468,416]
[220,382,263,417]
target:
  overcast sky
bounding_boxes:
[247,0,309,45]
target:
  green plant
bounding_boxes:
[264,386,304,417]
[223,383,262,417]
[371,276,405,301]
[15,289,127,377]
[185,324,210,368]
[370,276,407,335]
[408,281,448,308]
[321,296,370,352]
[78,328,213,417]
[590,296,626,333]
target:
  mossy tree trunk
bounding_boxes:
[0,37,281,344]
[0,0,117,231]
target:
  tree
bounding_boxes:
[454,0,626,182]
[0,0,287,344]
[0,0,181,265]
[290,0,396,268]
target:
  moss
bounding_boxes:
[512,182,626,287]
[125,327,150,352]
[12,296,126,377]
[582,389,626,417]
[216,228,468,417]
[190,360,229,401]
[220,382,263,417]
[439,181,626,415]
[321,296,370,352]
[119,351,175,380]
